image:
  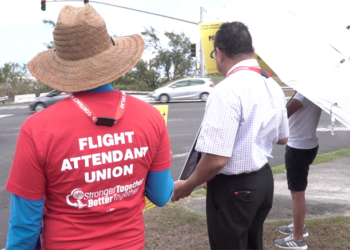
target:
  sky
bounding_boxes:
[0,0,241,68]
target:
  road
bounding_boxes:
[1,102,350,247]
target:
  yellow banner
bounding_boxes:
[254,54,277,76]
[154,105,169,126]
[200,22,277,76]
[142,105,169,212]
[199,22,223,75]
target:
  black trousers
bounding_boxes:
[206,164,274,250]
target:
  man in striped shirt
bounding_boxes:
[172,22,289,249]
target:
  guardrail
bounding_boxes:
[0,96,8,104]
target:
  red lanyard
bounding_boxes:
[70,91,126,126]
[226,66,272,78]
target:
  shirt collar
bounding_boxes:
[226,59,260,77]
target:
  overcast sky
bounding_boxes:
[0,0,241,67]
[2,0,347,69]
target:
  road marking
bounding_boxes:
[168,118,185,122]
[172,153,189,159]
[0,114,14,119]
[317,126,350,132]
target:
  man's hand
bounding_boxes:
[202,182,207,190]
[171,180,194,202]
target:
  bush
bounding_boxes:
[112,81,149,91]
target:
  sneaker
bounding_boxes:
[278,223,309,237]
[275,233,308,250]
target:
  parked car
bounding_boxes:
[148,78,214,103]
[29,90,70,112]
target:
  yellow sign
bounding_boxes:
[254,54,277,76]
[144,197,156,211]
[199,22,223,75]
[154,105,169,125]
[200,22,277,76]
[142,105,169,212]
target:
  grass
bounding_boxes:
[144,204,350,250]
[144,202,208,250]
[190,188,207,197]
[264,217,350,250]
[209,75,224,85]
[144,149,350,249]
[272,148,350,175]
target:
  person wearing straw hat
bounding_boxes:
[5,4,173,249]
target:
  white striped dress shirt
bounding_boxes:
[195,59,289,175]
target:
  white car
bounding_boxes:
[148,78,214,103]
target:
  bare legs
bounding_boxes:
[291,191,306,240]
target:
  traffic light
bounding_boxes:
[41,0,46,11]
[191,43,196,57]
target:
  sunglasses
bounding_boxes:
[210,47,225,59]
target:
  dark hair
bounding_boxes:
[214,22,253,58]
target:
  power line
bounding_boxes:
[46,0,198,25]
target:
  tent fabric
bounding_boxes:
[222,1,350,128]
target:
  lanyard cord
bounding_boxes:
[226,66,272,79]
[69,91,126,127]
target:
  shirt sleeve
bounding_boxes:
[195,87,241,157]
[293,92,306,105]
[6,194,43,250]
[279,105,289,139]
[6,128,46,200]
[149,123,172,172]
[145,169,174,207]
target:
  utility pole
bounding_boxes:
[6,78,10,103]
[200,7,205,78]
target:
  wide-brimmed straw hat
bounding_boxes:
[29,4,145,92]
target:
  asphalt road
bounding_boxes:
[0,102,349,247]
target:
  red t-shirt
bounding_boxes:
[6,90,171,250]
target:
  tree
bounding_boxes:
[0,62,27,83]
[43,19,56,49]
[0,62,53,101]
[141,27,197,81]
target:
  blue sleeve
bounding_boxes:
[145,168,174,207]
[6,194,43,250]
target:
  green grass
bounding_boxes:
[264,217,350,250]
[209,75,224,85]
[272,148,350,175]
[144,202,208,250]
[271,163,287,175]
[145,203,350,250]
[144,148,350,249]
[312,149,350,165]
[190,188,207,197]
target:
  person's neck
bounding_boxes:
[81,84,114,93]
[222,53,255,75]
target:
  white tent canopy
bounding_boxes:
[222,1,350,128]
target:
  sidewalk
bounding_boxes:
[184,156,350,221]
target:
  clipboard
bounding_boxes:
[178,126,202,180]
